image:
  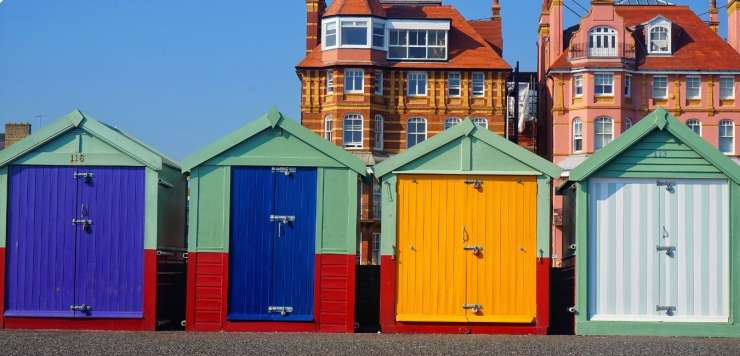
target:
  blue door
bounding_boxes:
[228,167,316,321]
[75,167,145,318]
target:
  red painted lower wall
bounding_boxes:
[186,252,356,333]
[1,249,158,331]
[379,255,550,334]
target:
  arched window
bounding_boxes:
[472,118,488,129]
[719,120,735,154]
[374,115,384,150]
[324,116,333,141]
[649,26,670,54]
[572,118,583,153]
[686,119,701,136]
[407,117,427,148]
[444,117,461,130]
[343,114,363,148]
[589,27,617,57]
[594,117,614,150]
[623,117,633,131]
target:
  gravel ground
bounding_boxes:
[0,331,739,356]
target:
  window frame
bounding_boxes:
[471,72,485,98]
[371,232,381,265]
[623,117,633,131]
[323,20,338,49]
[572,118,583,153]
[340,19,370,47]
[324,116,333,141]
[344,68,365,94]
[388,28,448,61]
[406,117,427,148]
[588,26,617,57]
[407,71,428,97]
[594,117,614,151]
[686,119,702,136]
[343,113,364,149]
[594,73,614,97]
[719,76,736,100]
[624,75,632,98]
[373,114,384,150]
[648,23,671,55]
[372,21,386,49]
[374,70,384,96]
[574,75,584,97]
[719,119,735,154]
[652,76,669,100]
[472,118,488,129]
[326,70,334,94]
[686,76,702,100]
[444,117,461,130]
[448,72,461,97]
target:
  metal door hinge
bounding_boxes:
[464,179,483,189]
[70,304,92,314]
[74,172,94,180]
[462,304,482,314]
[268,306,294,316]
[656,245,677,257]
[657,181,676,192]
[272,167,296,176]
[463,245,483,256]
[656,305,676,316]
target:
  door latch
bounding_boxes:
[463,245,483,256]
[268,306,294,316]
[70,304,92,314]
[657,181,676,193]
[72,218,93,230]
[271,167,296,176]
[656,305,676,316]
[464,179,483,189]
[656,245,677,257]
[270,215,296,224]
[74,172,94,181]
[463,304,482,314]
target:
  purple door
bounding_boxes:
[5,166,78,317]
[5,166,145,318]
[74,167,145,318]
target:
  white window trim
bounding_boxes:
[686,76,702,100]
[374,114,384,150]
[472,72,486,98]
[372,19,387,50]
[652,76,669,99]
[594,73,614,97]
[374,70,384,96]
[624,75,632,98]
[719,76,736,100]
[343,113,364,149]
[326,70,334,94]
[588,26,618,57]
[594,117,614,150]
[344,68,365,94]
[572,118,583,153]
[472,118,488,129]
[388,28,448,61]
[407,71,428,97]
[322,19,339,50]
[324,116,333,141]
[719,120,735,155]
[448,72,461,97]
[406,117,427,148]
[686,119,702,137]
[574,75,584,97]
[648,22,672,55]
[323,17,387,51]
[444,117,461,130]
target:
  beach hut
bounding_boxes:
[182,108,366,332]
[560,108,740,337]
[0,110,186,330]
[373,119,561,334]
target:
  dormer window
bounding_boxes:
[322,17,385,50]
[589,27,617,57]
[646,17,672,55]
[341,20,368,46]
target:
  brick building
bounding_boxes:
[296,0,511,264]
[0,123,32,150]
[538,0,740,267]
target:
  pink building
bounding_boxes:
[539,0,740,267]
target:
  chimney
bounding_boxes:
[4,122,31,148]
[729,0,740,53]
[492,0,501,20]
[549,0,564,65]
[306,0,327,54]
[709,0,720,33]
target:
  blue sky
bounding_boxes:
[0,0,728,159]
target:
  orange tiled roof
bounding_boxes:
[297,4,510,70]
[550,5,740,72]
[469,19,503,56]
[324,0,386,17]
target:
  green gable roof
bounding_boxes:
[373,119,562,178]
[0,109,178,171]
[568,108,740,184]
[181,107,367,175]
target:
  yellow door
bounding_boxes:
[396,175,537,323]
[465,176,537,323]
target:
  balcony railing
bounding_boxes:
[568,43,636,61]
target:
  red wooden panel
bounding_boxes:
[186,252,228,332]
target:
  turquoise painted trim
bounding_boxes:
[144,168,158,250]
[203,156,346,168]
[391,170,542,176]
[222,166,231,254]
[568,108,740,184]
[187,172,199,253]
[374,119,561,179]
[380,174,398,257]
[345,171,359,255]
[0,110,175,171]
[315,168,325,253]
[191,166,230,253]
[536,175,551,257]
[316,168,358,255]
[575,181,589,326]
[14,153,142,167]
[181,107,366,176]
[0,167,6,249]
[461,136,472,171]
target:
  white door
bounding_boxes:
[588,179,729,322]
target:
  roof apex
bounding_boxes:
[324,0,386,17]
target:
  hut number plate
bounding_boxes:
[70,153,86,163]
